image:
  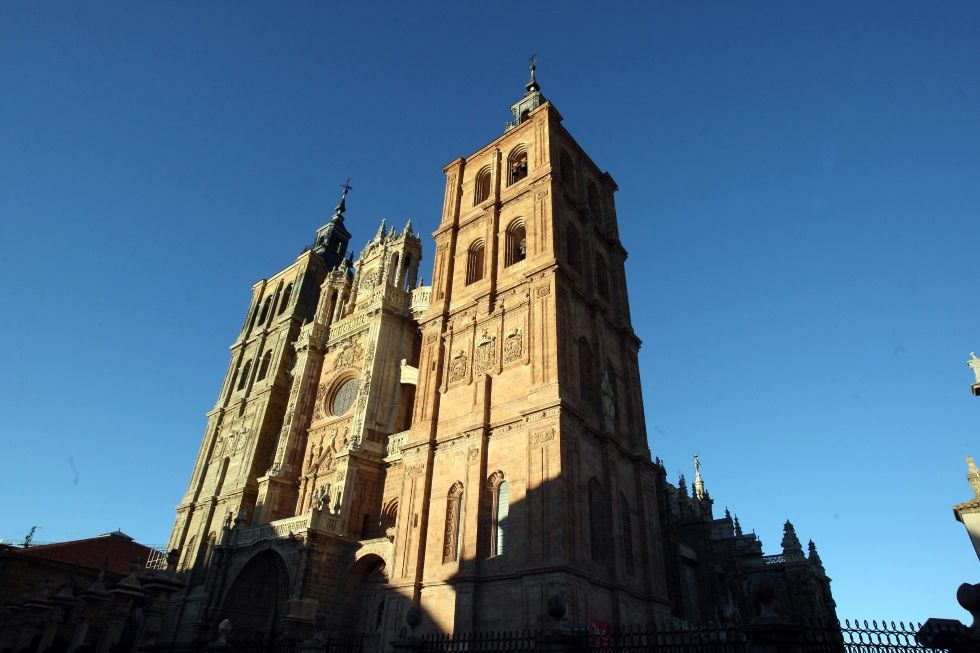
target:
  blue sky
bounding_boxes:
[2,1,978,623]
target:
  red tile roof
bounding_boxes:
[14,531,153,576]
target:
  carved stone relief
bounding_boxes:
[448,350,468,383]
[503,328,524,364]
[475,330,496,373]
[313,383,328,420]
[531,429,555,445]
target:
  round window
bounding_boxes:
[331,378,359,415]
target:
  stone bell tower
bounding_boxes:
[166,188,354,574]
[390,64,670,633]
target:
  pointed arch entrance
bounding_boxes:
[342,553,390,652]
[220,549,290,644]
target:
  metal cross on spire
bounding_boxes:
[335,177,352,215]
[526,53,540,93]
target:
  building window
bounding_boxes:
[621,493,635,575]
[257,350,273,381]
[474,167,491,205]
[560,151,575,193]
[443,481,464,563]
[595,255,609,296]
[567,226,581,269]
[587,182,602,222]
[257,297,272,325]
[389,252,400,286]
[508,148,528,185]
[487,471,509,557]
[589,478,607,563]
[237,360,252,390]
[505,220,527,266]
[578,338,594,405]
[331,378,359,415]
[466,240,485,285]
[277,283,293,315]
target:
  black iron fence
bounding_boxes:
[138,620,963,653]
[408,620,955,653]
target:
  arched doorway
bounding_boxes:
[343,554,389,653]
[220,550,290,644]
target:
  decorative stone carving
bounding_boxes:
[449,350,468,383]
[406,462,425,476]
[475,330,496,372]
[313,384,328,419]
[503,328,524,363]
[359,268,380,290]
[531,429,555,445]
[337,340,364,368]
[536,285,551,297]
[970,352,980,384]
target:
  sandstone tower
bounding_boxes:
[392,64,671,631]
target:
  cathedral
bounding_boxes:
[161,67,836,646]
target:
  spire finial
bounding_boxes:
[807,539,824,568]
[334,177,353,217]
[781,519,804,559]
[693,454,706,500]
[967,455,980,498]
[526,53,540,93]
[734,515,743,536]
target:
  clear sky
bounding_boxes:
[2,0,978,624]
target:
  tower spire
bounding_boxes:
[312,177,354,268]
[781,519,805,560]
[506,55,545,130]
[334,177,353,219]
[526,53,540,93]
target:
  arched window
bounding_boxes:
[507,148,528,186]
[595,254,609,296]
[443,481,464,563]
[602,358,619,427]
[246,302,260,332]
[466,240,485,285]
[621,494,635,575]
[238,360,252,390]
[181,535,196,571]
[578,338,594,405]
[257,350,273,381]
[505,220,527,267]
[474,167,491,205]
[389,252,400,287]
[566,226,581,269]
[381,499,398,533]
[257,297,272,325]
[589,478,607,563]
[587,182,602,221]
[277,283,293,315]
[326,289,339,324]
[488,472,509,557]
[560,151,575,192]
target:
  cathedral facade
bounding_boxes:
[162,70,836,646]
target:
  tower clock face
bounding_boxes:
[331,378,359,415]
